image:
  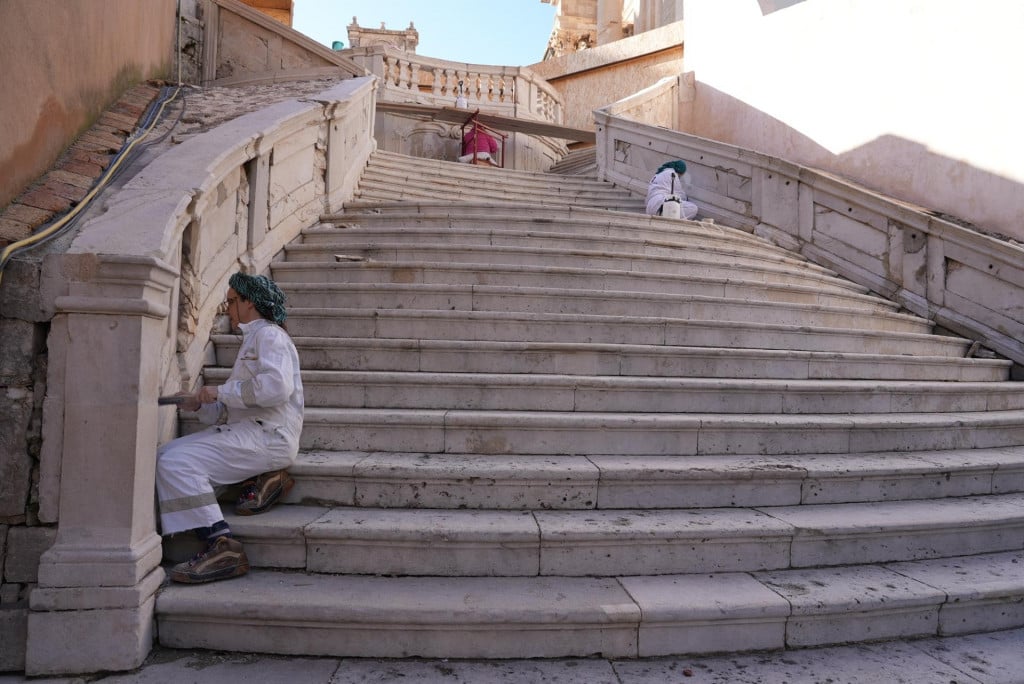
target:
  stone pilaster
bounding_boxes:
[25,254,177,676]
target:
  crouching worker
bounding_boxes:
[645,160,699,219]
[458,125,500,166]
[157,271,304,583]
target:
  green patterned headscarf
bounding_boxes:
[229,272,287,324]
[656,160,688,175]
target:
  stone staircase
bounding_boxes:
[156,151,1024,659]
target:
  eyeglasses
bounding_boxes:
[220,296,241,314]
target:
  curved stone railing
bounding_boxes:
[595,76,1024,369]
[345,45,563,124]
[26,77,377,675]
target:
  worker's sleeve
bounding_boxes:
[218,328,296,408]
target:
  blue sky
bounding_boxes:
[292,0,557,66]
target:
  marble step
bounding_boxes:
[156,550,1024,658]
[274,253,859,299]
[302,218,820,268]
[280,448,1024,510]
[203,368,1024,414]
[210,336,1005,380]
[368,150,637,194]
[270,260,873,307]
[276,308,959,356]
[279,407,1024,455]
[295,225,846,284]
[283,239,846,292]
[359,165,637,201]
[275,284,921,331]
[221,493,1024,576]
[355,177,645,211]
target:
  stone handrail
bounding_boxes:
[596,76,1024,369]
[344,45,563,124]
[27,77,377,674]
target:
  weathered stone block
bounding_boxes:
[0,583,22,604]
[0,319,42,386]
[0,260,46,322]
[4,527,55,584]
[0,393,33,518]
[0,605,27,671]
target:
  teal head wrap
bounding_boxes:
[656,160,688,175]
[228,272,288,324]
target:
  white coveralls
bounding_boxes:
[645,168,699,219]
[157,318,304,535]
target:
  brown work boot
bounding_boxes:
[235,469,294,516]
[168,535,249,584]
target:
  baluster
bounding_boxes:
[384,56,396,86]
[398,59,409,89]
[454,70,465,100]
[409,62,422,94]
[428,66,440,96]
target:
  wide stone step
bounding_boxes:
[355,180,645,212]
[211,336,1004,380]
[276,284,920,331]
[283,407,1024,455]
[156,550,1024,657]
[204,368,1024,414]
[359,165,637,201]
[282,242,872,296]
[278,308,956,355]
[271,260,873,307]
[295,224,846,282]
[309,212,798,264]
[280,448,1024,509]
[369,149,631,193]
[223,494,1024,576]
[274,253,858,299]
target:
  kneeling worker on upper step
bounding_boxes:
[646,159,699,219]
[157,271,304,583]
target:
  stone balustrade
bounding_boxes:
[344,45,563,124]
[23,77,377,676]
[595,76,1024,370]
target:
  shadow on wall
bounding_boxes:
[685,82,1024,244]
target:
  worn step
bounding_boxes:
[273,255,859,301]
[224,494,1024,577]
[275,284,921,332]
[356,174,644,211]
[270,260,875,308]
[277,308,958,356]
[204,368,1024,414]
[283,241,850,294]
[156,550,1024,657]
[211,336,1003,379]
[300,220,822,275]
[371,149,620,189]
[358,165,636,201]
[273,407,1024,455]
[279,448,1024,510]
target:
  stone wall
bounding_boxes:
[0,0,178,209]
[596,87,1024,370]
[681,0,1024,244]
[0,316,48,672]
[529,21,684,132]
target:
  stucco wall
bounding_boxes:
[0,0,177,209]
[681,0,1024,242]
[531,21,684,132]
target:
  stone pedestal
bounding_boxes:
[25,254,177,675]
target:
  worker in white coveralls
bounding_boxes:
[645,159,699,219]
[157,271,304,583]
